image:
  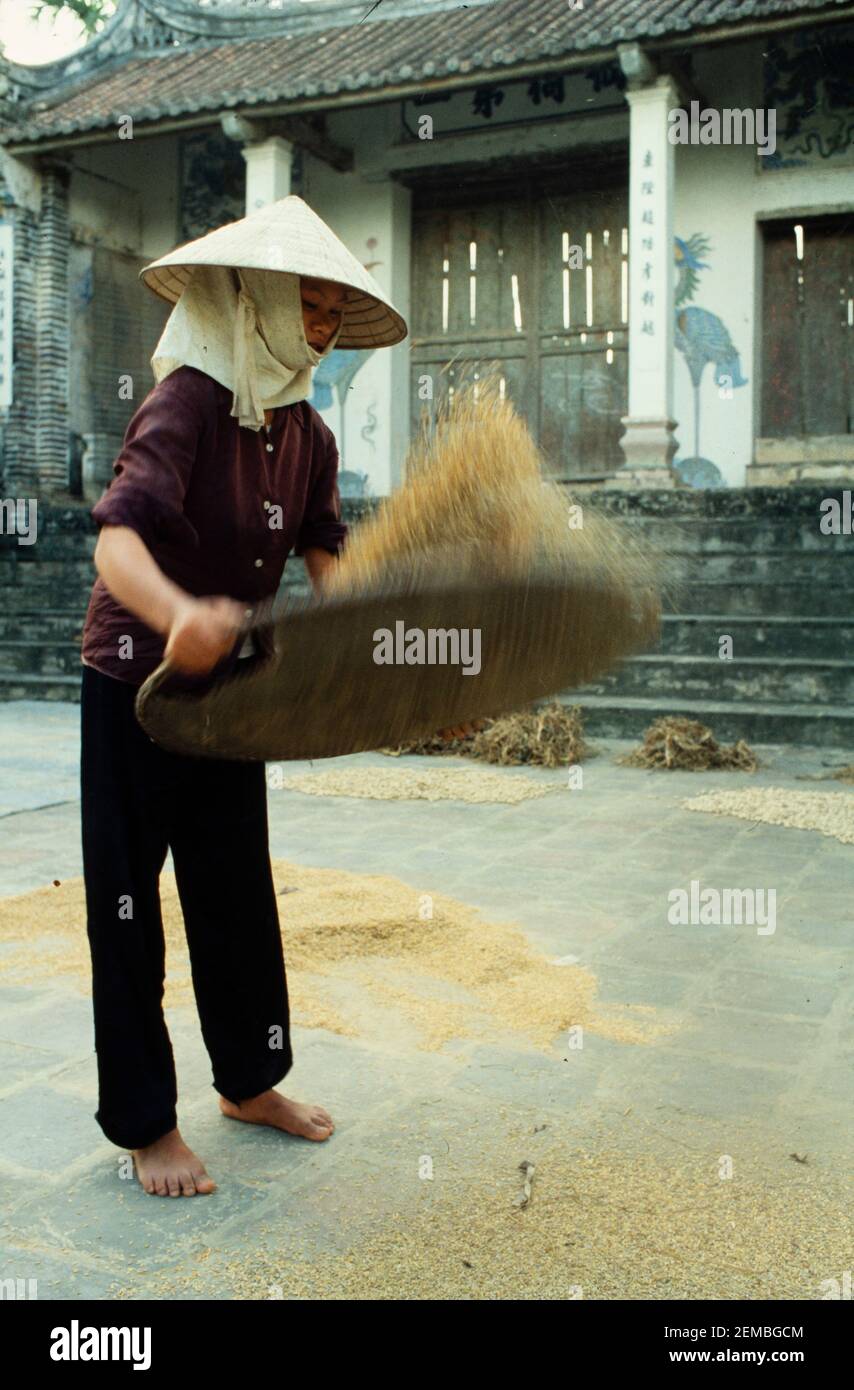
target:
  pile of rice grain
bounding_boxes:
[619,717,758,772]
[684,786,854,845]
[0,861,668,1053]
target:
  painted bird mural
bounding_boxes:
[308,348,374,460]
[674,235,748,484]
[308,249,381,461]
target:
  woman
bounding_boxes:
[79,198,410,1198]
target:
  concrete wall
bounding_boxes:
[302,131,411,494]
[69,134,180,257]
[62,136,180,493]
[0,148,41,216]
[674,40,853,487]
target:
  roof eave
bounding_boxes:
[3,4,853,157]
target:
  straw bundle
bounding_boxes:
[618,717,759,772]
[385,702,588,768]
[325,380,663,691]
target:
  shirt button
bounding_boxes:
[254,558,263,567]
[266,443,274,453]
[263,501,270,510]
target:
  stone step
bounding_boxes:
[0,558,96,583]
[4,673,853,745]
[6,513,851,554]
[584,484,854,523]
[0,574,309,614]
[3,576,850,618]
[612,515,854,552]
[657,614,853,660]
[0,610,86,641]
[1,537,98,561]
[566,692,854,748]
[0,522,96,546]
[0,672,82,703]
[663,550,854,584]
[5,632,849,688]
[672,581,853,617]
[0,586,94,613]
[0,641,83,676]
[580,654,854,706]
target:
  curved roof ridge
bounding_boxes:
[0,0,850,148]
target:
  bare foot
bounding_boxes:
[131,1128,217,1197]
[218,1089,334,1141]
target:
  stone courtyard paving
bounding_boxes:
[0,700,851,1300]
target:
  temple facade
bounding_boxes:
[0,0,852,500]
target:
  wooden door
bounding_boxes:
[761,215,854,438]
[410,163,629,480]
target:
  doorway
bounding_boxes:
[409,158,629,480]
[760,214,853,443]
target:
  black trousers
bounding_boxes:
[80,663,292,1151]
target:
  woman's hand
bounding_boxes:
[164,595,249,675]
[94,528,252,675]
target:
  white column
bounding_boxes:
[615,76,680,486]
[304,163,411,494]
[242,137,293,212]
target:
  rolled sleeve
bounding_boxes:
[293,429,348,557]
[91,370,206,552]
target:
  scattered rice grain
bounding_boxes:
[0,862,668,1053]
[280,765,556,804]
[684,786,854,844]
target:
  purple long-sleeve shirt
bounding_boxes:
[80,364,347,685]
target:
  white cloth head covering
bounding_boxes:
[141,196,407,435]
[150,264,343,430]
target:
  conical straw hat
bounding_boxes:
[140,195,407,349]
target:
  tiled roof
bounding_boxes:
[1,0,849,145]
